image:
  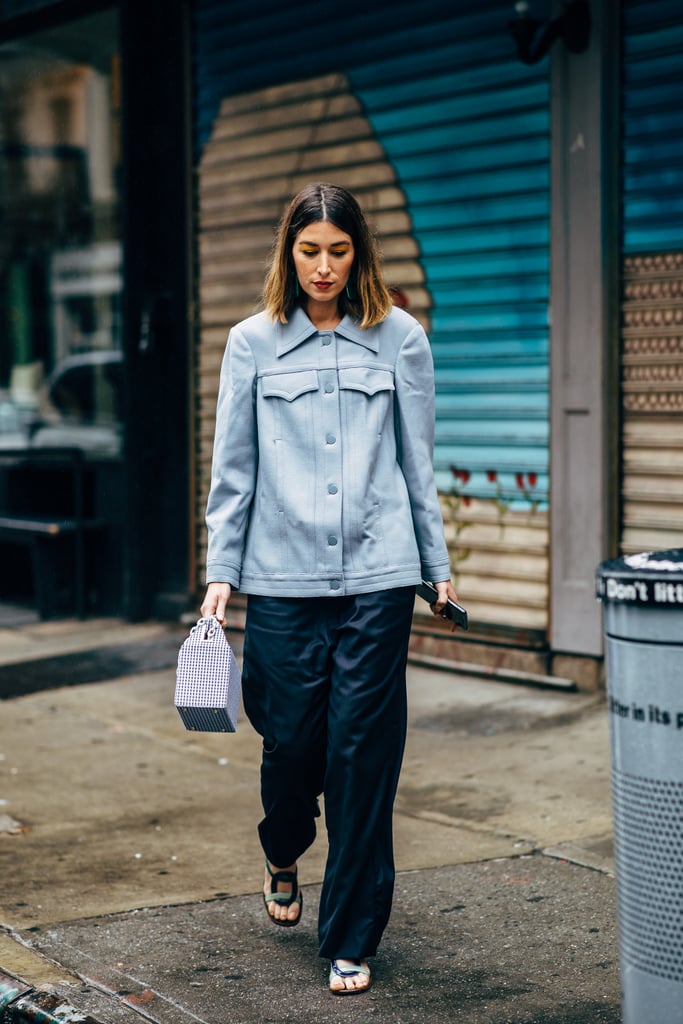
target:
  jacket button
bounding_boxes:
[324,383,335,393]
[328,535,338,546]
[330,580,340,590]
[322,335,332,346]
[326,433,336,445]
[328,484,338,494]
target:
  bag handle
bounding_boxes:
[191,616,223,641]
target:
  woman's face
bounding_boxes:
[292,220,355,313]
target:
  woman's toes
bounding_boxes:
[329,959,371,994]
[263,862,301,926]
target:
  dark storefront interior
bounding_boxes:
[0,0,192,621]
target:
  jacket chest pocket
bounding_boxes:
[338,367,395,437]
[337,366,395,397]
[260,369,319,442]
[261,369,319,402]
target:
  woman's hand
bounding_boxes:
[431,579,461,632]
[200,582,232,627]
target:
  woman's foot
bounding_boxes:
[329,959,372,995]
[263,860,302,927]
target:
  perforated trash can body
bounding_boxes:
[597,549,683,1024]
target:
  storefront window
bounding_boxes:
[0,9,122,455]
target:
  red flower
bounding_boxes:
[486,469,497,483]
[515,472,525,490]
[527,472,538,487]
[450,466,471,484]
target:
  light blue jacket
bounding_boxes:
[205,305,451,596]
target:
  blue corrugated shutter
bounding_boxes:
[348,51,549,499]
[622,0,683,253]
[193,0,550,507]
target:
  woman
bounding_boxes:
[201,182,458,996]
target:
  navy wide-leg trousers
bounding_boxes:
[241,586,416,960]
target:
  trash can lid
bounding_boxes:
[597,549,683,606]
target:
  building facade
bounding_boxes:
[0,0,681,684]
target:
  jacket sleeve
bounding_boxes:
[394,322,452,583]
[205,327,258,587]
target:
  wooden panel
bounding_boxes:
[620,253,683,555]
[440,497,548,631]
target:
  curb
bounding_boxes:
[0,971,103,1024]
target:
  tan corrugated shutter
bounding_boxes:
[620,254,683,554]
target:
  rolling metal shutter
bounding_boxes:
[620,0,683,556]
[193,0,551,630]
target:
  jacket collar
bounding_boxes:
[335,317,379,353]
[276,306,379,356]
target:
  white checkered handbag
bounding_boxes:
[174,616,241,732]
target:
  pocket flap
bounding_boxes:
[338,367,395,395]
[261,369,319,401]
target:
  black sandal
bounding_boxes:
[263,859,302,928]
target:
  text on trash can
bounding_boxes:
[597,576,683,606]
[609,696,683,730]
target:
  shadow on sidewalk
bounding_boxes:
[0,627,187,699]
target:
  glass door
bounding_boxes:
[0,9,122,456]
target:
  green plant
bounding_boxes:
[443,465,541,552]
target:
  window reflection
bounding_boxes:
[0,10,122,456]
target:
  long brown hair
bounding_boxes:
[263,183,393,329]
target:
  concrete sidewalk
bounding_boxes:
[0,617,620,1023]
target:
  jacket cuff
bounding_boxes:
[206,563,240,589]
[421,560,452,583]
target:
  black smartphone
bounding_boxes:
[416,581,469,631]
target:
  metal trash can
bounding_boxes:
[596,549,683,1024]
